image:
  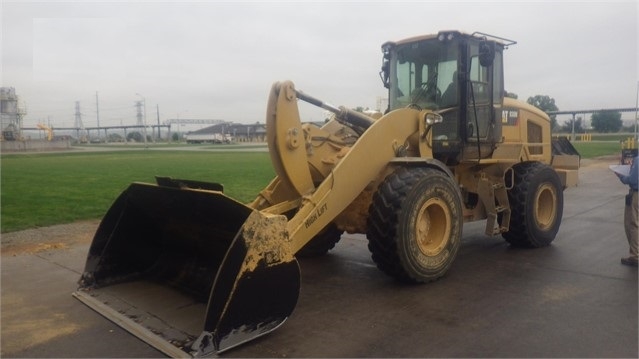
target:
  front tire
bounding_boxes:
[367,167,463,283]
[502,162,563,247]
[296,223,343,258]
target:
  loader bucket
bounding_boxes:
[73,181,300,357]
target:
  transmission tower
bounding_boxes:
[135,101,144,126]
[75,101,87,142]
[135,100,149,145]
[376,96,388,112]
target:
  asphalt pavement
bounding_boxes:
[1,157,637,358]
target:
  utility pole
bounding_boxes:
[96,91,103,142]
[156,104,161,141]
[95,91,100,129]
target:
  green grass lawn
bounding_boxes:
[0,140,624,233]
[571,141,623,159]
[1,151,274,233]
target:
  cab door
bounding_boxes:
[463,42,503,159]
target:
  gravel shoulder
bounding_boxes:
[1,219,99,256]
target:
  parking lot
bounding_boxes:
[1,157,637,358]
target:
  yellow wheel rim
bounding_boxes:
[415,198,451,256]
[534,183,557,230]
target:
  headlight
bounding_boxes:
[437,32,456,41]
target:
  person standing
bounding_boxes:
[617,155,638,267]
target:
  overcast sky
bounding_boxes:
[2,0,637,129]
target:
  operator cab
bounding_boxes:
[380,31,516,164]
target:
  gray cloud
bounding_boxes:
[2,1,637,128]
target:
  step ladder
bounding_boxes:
[478,176,511,236]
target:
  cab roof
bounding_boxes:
[387,30,516,48]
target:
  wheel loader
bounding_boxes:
[73,30,580,357]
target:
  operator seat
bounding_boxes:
[440,71,458,107]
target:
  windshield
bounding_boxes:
[389,39,459,111]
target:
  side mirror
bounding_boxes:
[379,42,394,89]
[479,41,495,67]
[379,59,390,89]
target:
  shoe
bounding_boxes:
[621,257,639,267]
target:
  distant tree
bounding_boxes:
[505,92,518,99]
[591,110,622,133]
[171,132,180,142]
[107,133,123,142]
[127,131,144,142]
[527,95,559,130]
[561,117,585,133]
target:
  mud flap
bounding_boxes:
[74,182,300,357]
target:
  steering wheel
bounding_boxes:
[412,82,441,103]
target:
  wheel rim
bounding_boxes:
[534,183,557,230]
[415,197,451,256]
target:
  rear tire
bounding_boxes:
[502,162,563,247]
[367,167,463,283]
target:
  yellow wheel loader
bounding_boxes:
[73,31,580,357]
